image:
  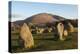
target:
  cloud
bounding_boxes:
[9,14,27,22]
[11,14,23,18]
[9,13,24,19]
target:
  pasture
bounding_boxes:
[10,28,78,53]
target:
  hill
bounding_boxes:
[12,13,66,25]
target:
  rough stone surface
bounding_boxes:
[20,23,34,48]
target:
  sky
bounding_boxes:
[9,1,78,22]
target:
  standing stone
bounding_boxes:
[68,22,74,32]
[63,29,68,37]
[57,23,65,41]
[20,23,34,48]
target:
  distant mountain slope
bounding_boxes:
[13,13,66,25]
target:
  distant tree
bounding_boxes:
[46,23,53,28]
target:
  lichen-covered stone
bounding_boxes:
[20,23,34,48]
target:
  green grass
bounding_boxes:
[10,31,78,53]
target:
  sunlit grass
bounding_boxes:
[10,28,78,53]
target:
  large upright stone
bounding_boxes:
[57,22,65,41]
[68,22,74,32]
[20,23,34,48]
[57,22,69,41]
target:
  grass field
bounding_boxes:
[10,28,78,53]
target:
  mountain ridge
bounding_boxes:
[12,13,67,25]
